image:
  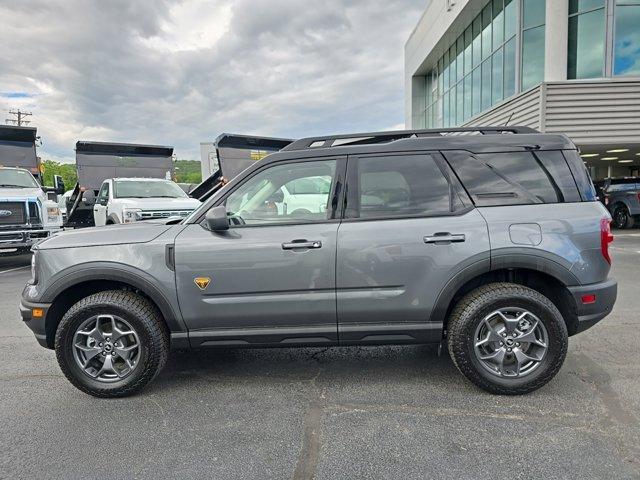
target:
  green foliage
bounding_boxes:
[174,160,202,184]
[41,160,77,190]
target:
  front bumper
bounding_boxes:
[0,229,51,250]
[20,298,52,348]
[568,278,617,334]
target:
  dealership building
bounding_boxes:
[405,0,640,179]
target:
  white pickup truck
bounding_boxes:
[93,177,200,225]
[0,167,63,254]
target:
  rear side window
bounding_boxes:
[561,150,597,201]
[445,151,581,206]
[347,154,460,219]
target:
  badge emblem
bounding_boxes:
[0,210,12,218]
[194,277,211,290]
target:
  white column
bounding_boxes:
[544,0,569,81]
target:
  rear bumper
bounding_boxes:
[20,298,51,348]
[568,278,617,334]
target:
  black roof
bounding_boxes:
[0,125,37,143]
[260,127,576,165]
[76,140,173,157]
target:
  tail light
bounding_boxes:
[600,218,614,264]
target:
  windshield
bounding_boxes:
[114,180,188,199]
[0,168,40,188]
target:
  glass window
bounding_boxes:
[352,155,452,219]
[523,0,546,28]
[224,160,336,225]
[504,37,516,98]
[482,4,493,59]
[521,26,545,90]
[464,27,473,75]
[0,168,40,188]
[492,48,504,103]
[437,58,444,94]
[446,151,576,206]
[570,0,604,13]
[457,36,465,81]
[472,16,482,67]
[504,0,517,39]
[443,50,450,89]
[614,4,640,76]
[456,82,464,124]
[568,8,605,79]
[481,60,492,110]
[98,182,109,200]
[464,74,473,120]
[493,0,504,49]
[443,91,450,127]
[472,67,482,115]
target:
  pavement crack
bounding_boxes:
[292,402,322,480]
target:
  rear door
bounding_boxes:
[336,152,490,343]
[174,156,346,347]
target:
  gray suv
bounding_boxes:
[20,127,617,397]
[595,177,640,229]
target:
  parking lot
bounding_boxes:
[1,234,639,480]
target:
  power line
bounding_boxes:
[5,109,32,126]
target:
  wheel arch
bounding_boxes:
[42,265,185,348]
[433,259,580,338]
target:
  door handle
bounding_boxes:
[423,233,466,244]
[282,240,322,250]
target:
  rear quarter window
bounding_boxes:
[445,150,582,206]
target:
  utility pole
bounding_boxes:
[5,109,32,126]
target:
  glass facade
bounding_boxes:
[422,0,521,128]
[414,0,640,129]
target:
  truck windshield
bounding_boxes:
[114,180,188,199]
[0,169,40,188]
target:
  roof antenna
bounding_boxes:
[504,111,514,127]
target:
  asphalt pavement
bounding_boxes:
[1,236,639,480]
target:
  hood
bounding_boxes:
[117,197,201,210]
[36,222,175,250]
[0,187,44,200]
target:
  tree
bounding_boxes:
[174,160,202,184]
[41,160,77,190]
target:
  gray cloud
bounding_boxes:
[0,0,425,161]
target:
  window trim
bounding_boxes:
[342,151,472,223]
[196,156,347,228]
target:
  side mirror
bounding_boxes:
[205,205,229,231]
[83,190,96,205]
[53,175,65,195]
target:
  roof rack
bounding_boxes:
[281,126,539,151]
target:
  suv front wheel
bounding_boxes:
[55,290,169,398]
[447,283,568,395]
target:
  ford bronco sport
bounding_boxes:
[21,127,617,397]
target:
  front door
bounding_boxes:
[174,157,345,347]
[336,152,490,343]
[93,181,109,226]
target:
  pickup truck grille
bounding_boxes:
[0,202,26,225]
[139,210,193,220]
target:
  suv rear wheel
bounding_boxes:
[613,204,635,229]
[55,290,169,398]
[447,283,568,395]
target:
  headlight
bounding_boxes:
[122,208,142,223]
[46,206,61,223]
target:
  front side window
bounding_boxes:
[223,159,336,226]
[348,154,456,219]
[98,182,109,200]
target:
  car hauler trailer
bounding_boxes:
[0,125,63,254]
[64,141,175,228]
[193,134,293,201]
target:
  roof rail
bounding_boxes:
[281,126,539,152]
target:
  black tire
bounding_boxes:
[447,283,568,395]
[55,290,169,398]
[613,205,634,229]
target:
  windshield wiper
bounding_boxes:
[0,184,28,188]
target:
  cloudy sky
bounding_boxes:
[0,0,426,162]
